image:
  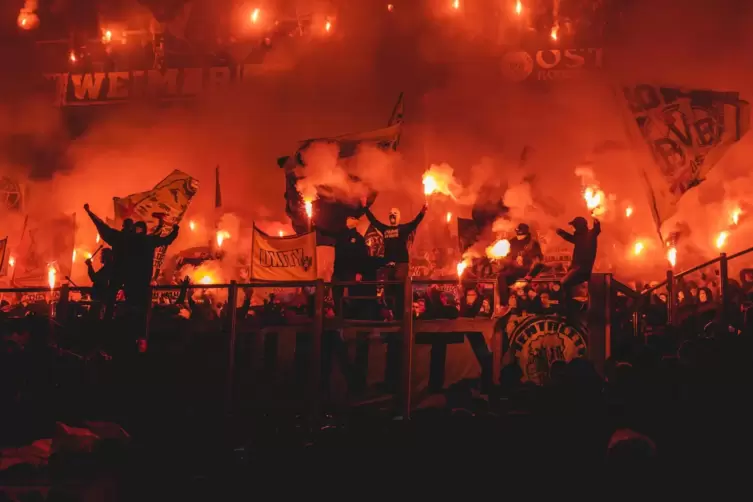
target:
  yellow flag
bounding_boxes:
[251,226,317,281]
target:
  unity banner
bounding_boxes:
[114,170,199,279]
[13,214,76,287]
[621,84,750,232]
[251,226,317,281]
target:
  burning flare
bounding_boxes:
[716,231,728,249]
[200,275,212,285]
[452,0,460,10]
[72,250,77,262]
[422,164,460,199]
[17,7,38,30]
[487,239,511,259]
[633,241,644,256]
[189,220,196,231]
[515,1,522,15]
[550,24,559,41]
[387,3,394,12]
[47,265,56,290]
[667,247,677,268]
[625,206,633,218]
[279,230,285,237]
[102,29,112,43]
[216,230,231,248]
[250,7,260,24]
[304,199,313,219]
[446,212,452,223]
[9,257,15,268]
[325,20,332,32]
[456,260,468,277]
[583,186,604,211]
[731,207,742,226]
[69,51,77,63]
[95,233,100,244]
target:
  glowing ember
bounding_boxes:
[102,30,112,43]
[515,1,522,15]
[69,51,77,63]
[423,174,438,196]
[200,275,212,285]
[456,261,468,277]
[250,8,260,24]
[279,230,284,237]
[387,3,394,12]
[633,241,644,256]
[85,252,92,259]
[189,220,196,231]
[95,233,100,244]
[17,11,37,30]
[325,20,332,32]
[550,25,558,41]
[667,247,677,267]
[625,206,633,218]
[9,256,15,268]
[216,230,231,247]
[446,212,452,223]
[731,207,742,226]
[487,239,511,259]
[304,199,313,219]
[72,250,76,262]
[452,0,460,10]
[48,266,56,290]
[583,186,603,211]
[716,231,728,249]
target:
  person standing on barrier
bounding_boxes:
[318,216,370,315]
[557,216,601,301]
[85,248,116,319]
[496,223,544,316]
[84,204,134,307]
[362,198,428,319]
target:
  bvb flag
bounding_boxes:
[13,214,76,287]
[0,237,8,277]
[114,170,199,279]
[621,84,750,233]
[251,226,317,281]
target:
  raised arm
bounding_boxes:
[403,204,428,233]
[556,228,575,243]
[363,207,388,232]
[85,259,96,283]
[84,204,119,245]
[149,225,180,247]
[592,218,601,236]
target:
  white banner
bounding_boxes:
[251,226,317,281]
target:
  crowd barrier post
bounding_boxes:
[307,279,324,422]
[719,253,729,329]
[142,286,153,351]
[632,310,641,341]
[665,270,675,327]
[400,277,414,420]
[225,281,238,415]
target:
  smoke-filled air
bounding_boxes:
[2,0,753,288]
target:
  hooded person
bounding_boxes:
[556,216,601,292]
[125,220,180,309]
[362,198,428,318]
[496,223,544,314]
[85,248,116,318]
[84,204,134,301]
[317,216,371,314]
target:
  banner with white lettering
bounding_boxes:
[501,47,603,82]
[622,85,750,230]
[114,170,199,279]
[251,226,317,281]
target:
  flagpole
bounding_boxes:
[10,215,28,285]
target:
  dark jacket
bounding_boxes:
[319,227,370,277]
[364,207,427,264]
[557,220,601,271]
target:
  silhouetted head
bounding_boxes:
[134,221,147,234]
[515,223,530,240]
[389,208,401,226]
[569,216,588,232]
[122,218,134,232]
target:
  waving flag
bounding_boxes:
[114,170,199,278]
[0,237,8,277]
[13,214,76,287]
[621,84,750,232]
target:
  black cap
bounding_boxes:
[569,217,588,228]
[515,223,530,235]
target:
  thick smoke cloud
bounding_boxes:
[1,0,752,285]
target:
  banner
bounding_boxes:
[251,226,317,281]
[622,84,750,230]
[114,170,199,279]
[13,214,76,287]
[501,47,603,82]
[0,237,7,277]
